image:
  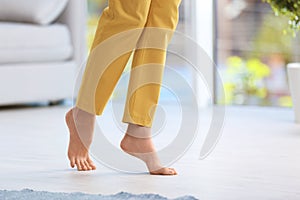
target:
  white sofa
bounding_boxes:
[0,1,87,105]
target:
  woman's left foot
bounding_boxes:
[120,125,177,176]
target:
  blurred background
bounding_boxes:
[215,0,299,107]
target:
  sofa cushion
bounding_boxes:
[0,23,73,64]
[0,0,69,25]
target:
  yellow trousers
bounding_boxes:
[76,0,182,127]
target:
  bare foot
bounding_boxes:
[65,107,96,171]
[120,125,177,176]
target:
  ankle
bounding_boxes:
[73,107,96,119]
[126,123,152,139]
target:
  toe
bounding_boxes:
[84,160,92,170]
[163,168,175,175]
[80,160,88,171]
[150,167,177,176]
[169,168,177,175]
[75,159,82,171]
[87,158,97,170]
[70,157,75,168]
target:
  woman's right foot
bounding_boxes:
[120,124,177,176]
[65,108,96,171]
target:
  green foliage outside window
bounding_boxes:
[264,0,300,32]
[222,56,271,105]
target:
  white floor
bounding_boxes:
[0,105,300,200]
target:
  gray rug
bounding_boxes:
[0,189,198,200]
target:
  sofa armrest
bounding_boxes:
[58,1,88,67]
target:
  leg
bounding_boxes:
[66,0,152,171]
[121,0,182,175]
[122,0,182,127]
[77,0,152,115]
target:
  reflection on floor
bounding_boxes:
[0,105,299,200]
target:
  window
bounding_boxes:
[215,0,298,107]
